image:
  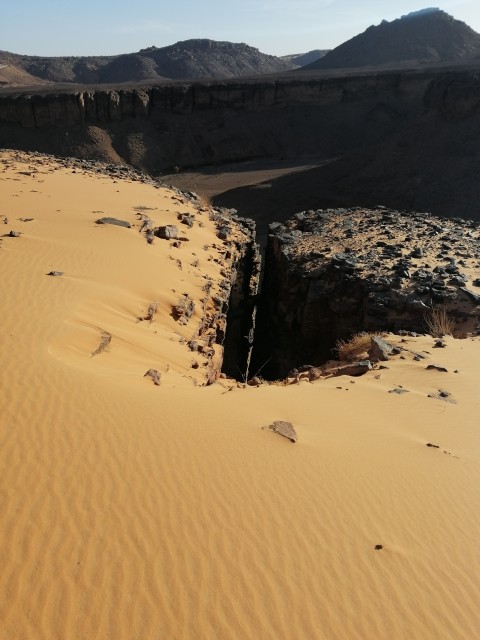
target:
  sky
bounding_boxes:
[2,0,480,57]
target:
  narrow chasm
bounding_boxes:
[220,229,261,381]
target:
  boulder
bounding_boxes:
[155,225,178,240]
[368,336,394,361]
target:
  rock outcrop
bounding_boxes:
[254,207,480,378]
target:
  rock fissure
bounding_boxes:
[240,206,480,380]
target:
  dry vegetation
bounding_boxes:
[424,306,456,337]
[335,331,385,361]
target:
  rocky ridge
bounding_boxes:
[255,207,480,377]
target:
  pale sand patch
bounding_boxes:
[1,151,479,640]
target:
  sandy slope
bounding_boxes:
[1,150,479,640]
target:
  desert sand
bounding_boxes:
[1,150,479,640]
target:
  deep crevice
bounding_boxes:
[221,237,260,381]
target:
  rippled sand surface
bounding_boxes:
[1,151,479,639]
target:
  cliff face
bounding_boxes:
[0,73,433,129]
[0,71,462,168]
[2,69,480,205]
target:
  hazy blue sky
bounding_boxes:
[2,1,480,56]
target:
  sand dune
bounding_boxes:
[1,150,479,639]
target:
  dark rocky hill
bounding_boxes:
[0,39,295,87]
[281,50,330,67]
[303,9,480,71]
[139,40,294,79]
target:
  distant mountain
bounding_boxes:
[0,39,295,87]
[303,9,480,71]
[281,50,330,67]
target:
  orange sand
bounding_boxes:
[1,150,479,639]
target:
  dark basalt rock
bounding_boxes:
[460,287,480,304]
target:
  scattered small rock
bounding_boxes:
[426,442,440,448]
[91,331,112,357]
[426,364,448,373]
[144,369,161,386]
[308,367,323,381]
[427,390,457,404]
[47,271,64,277]
[8,230,20,237]
[179,214,194,228]
[265,420,297,443]
[389,388,410,395]
[433,339,447,348]
[138,302,158,324]
[172,295,195,324]
[374,544,383,551]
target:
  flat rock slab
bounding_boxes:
[96,217,131,228]
[330,360,372,377]
[266,420,297,443]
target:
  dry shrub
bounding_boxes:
[197,193,212,210]
[335,331,384,361]
[424,306,455,337]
